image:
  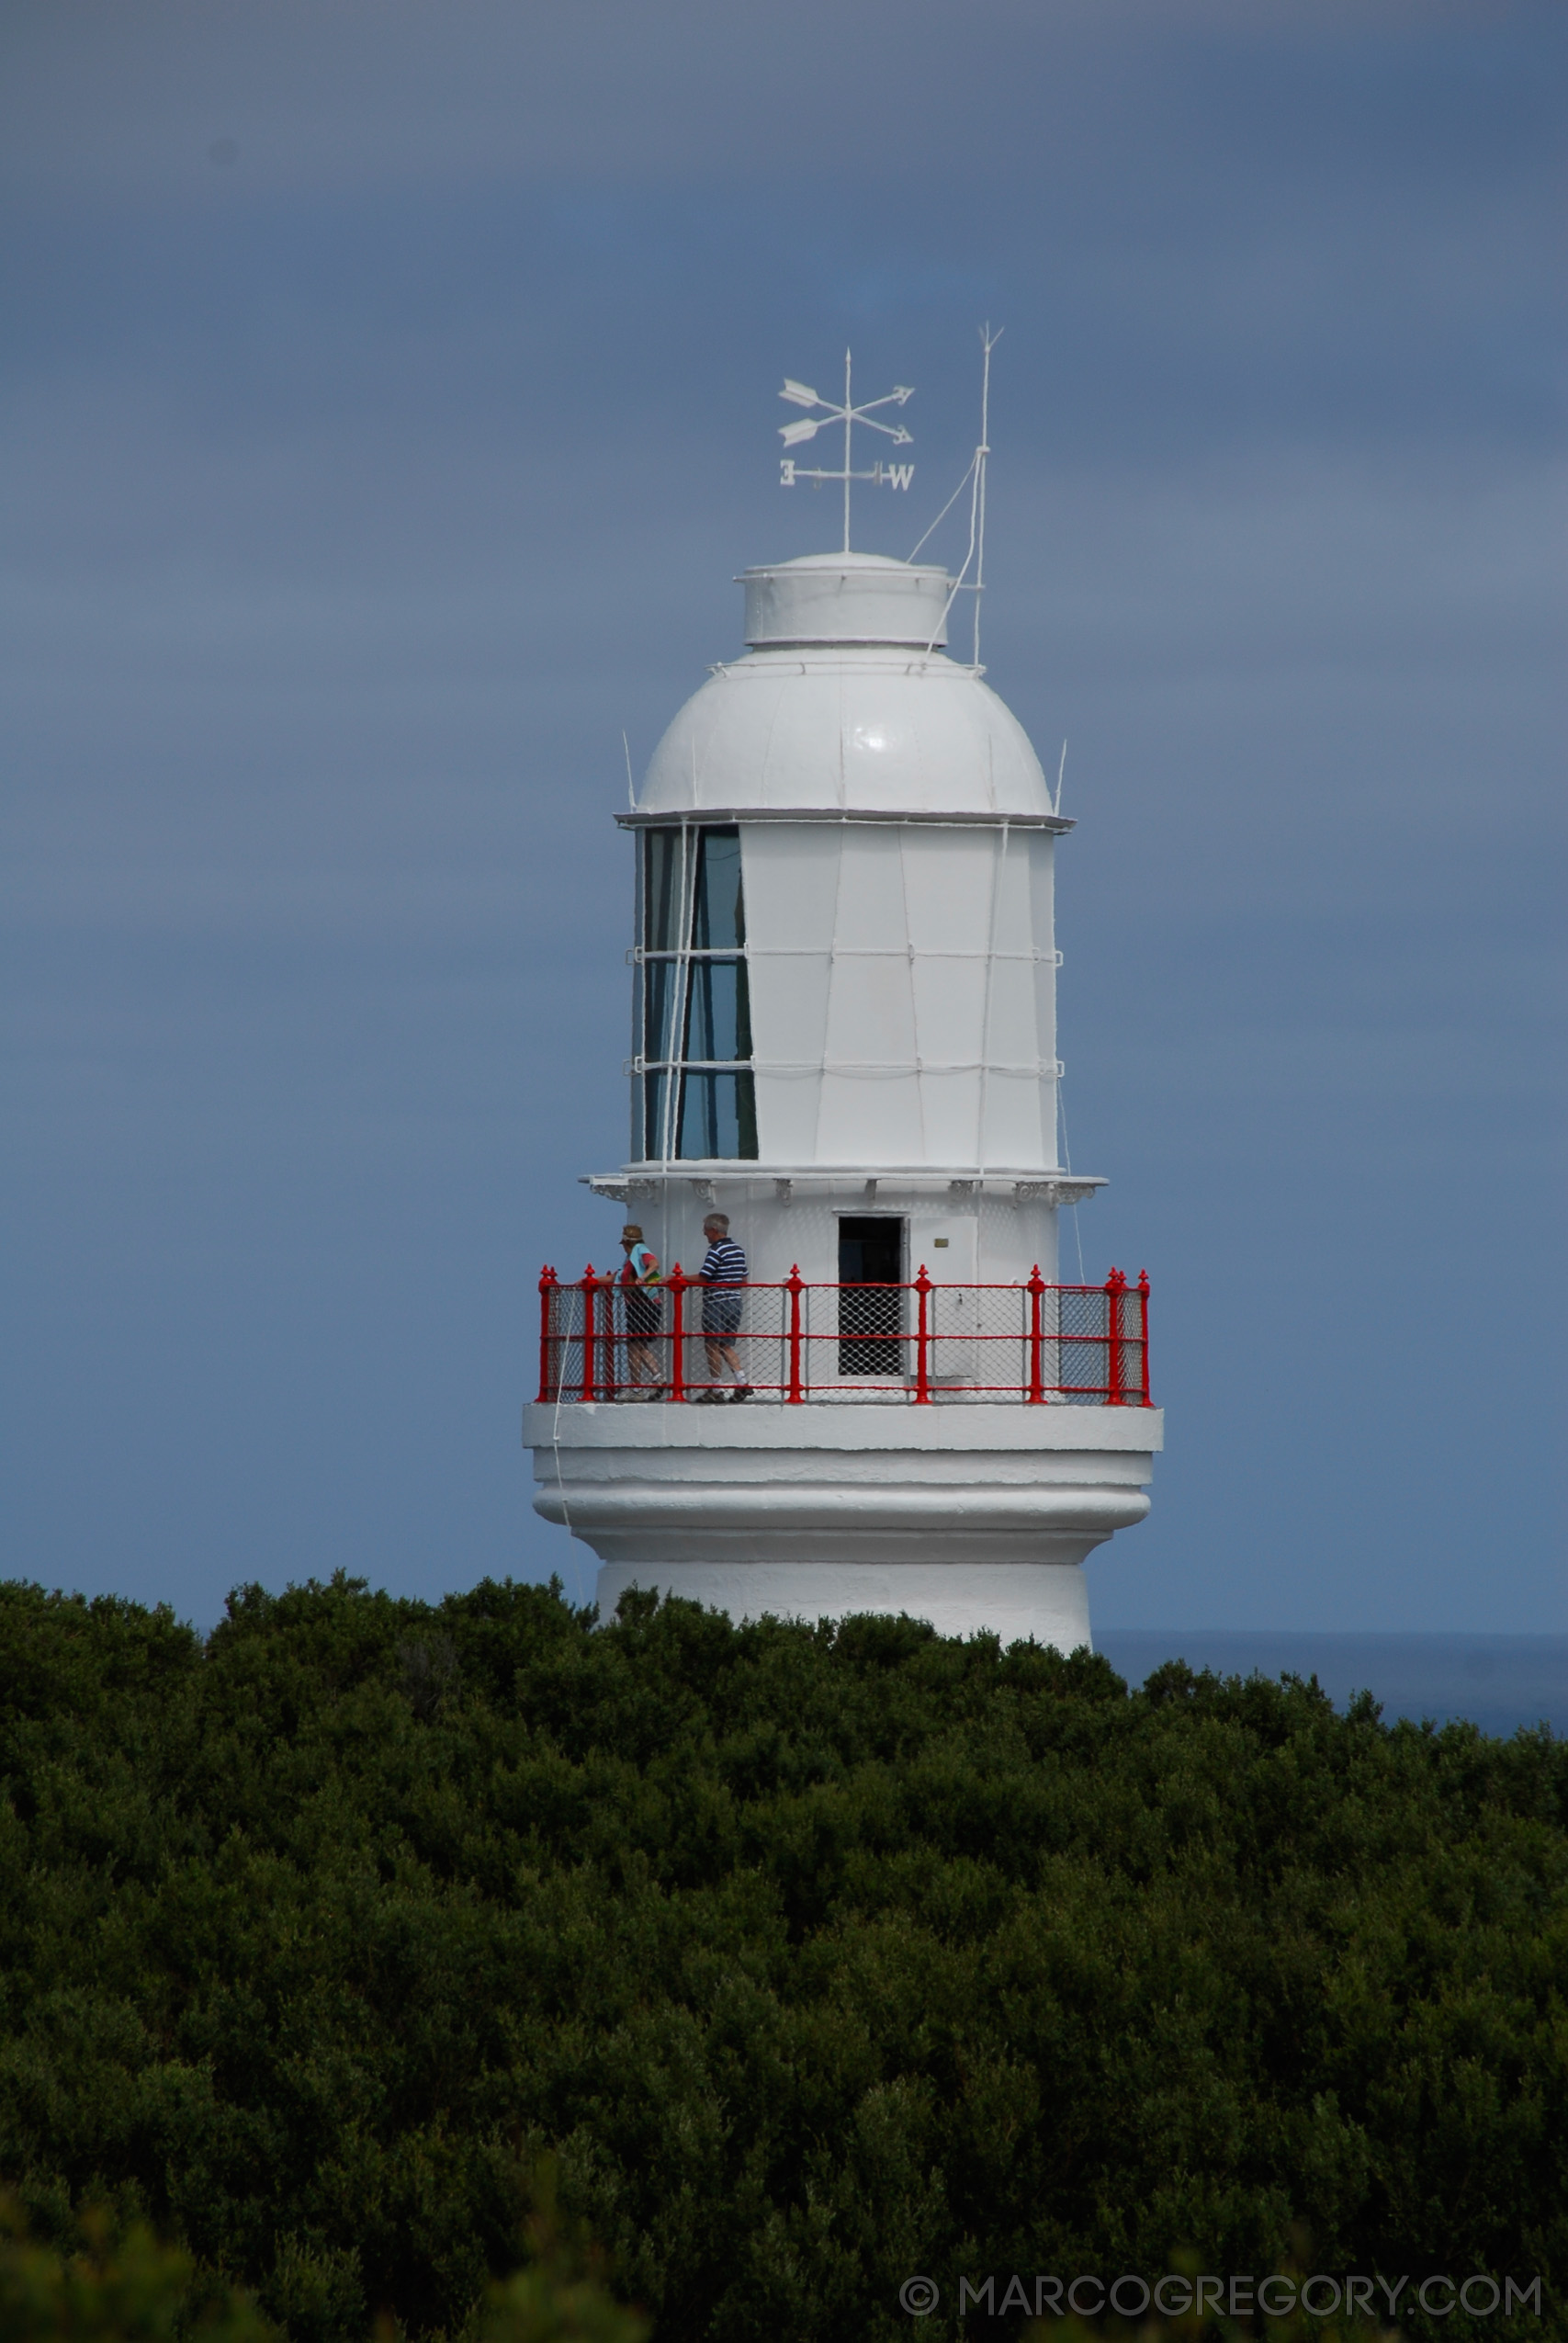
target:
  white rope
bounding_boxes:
[973,819,1009,1267]
[548,1302,592,1615]
[907,448,978,564]
[1057,1081,1088,1287]
[813,805,852,1160]
[741,1058,1062,1076]
[894,825,926,1162]
[744,945,1055,961]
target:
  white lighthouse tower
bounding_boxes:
[525,358,1161,1652]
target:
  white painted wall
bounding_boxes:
[577,1183,1064,1308]
[525,1400,1163,1653]
[741,822,1059,1172]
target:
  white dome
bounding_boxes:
[638,653,1052,819]
[638,557,1053,819]
[638,550,1051,820]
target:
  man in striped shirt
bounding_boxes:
[696,1214,750,1402]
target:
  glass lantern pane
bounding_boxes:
[676,1070,758,1160]
[641,957,679,1064]
[641,1070,672,1160]
[682,958,751,1063]
[642,829,685,953]
[691,828,744,950]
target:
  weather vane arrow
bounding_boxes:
[776,351,914,549]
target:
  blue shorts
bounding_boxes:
[702,1290,743,1338]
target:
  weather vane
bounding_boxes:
[777,351,914,551]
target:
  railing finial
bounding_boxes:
[913,1264,931,1404]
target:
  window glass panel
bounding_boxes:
[641,958,679,1065]
[635,824,755,1160]
[677,1070,758,1160]
[642,829,684,952]
[691,828,744,950]
[682,958,751,1063]
[641,1070,672,1160]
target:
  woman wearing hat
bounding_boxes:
[617,1223,664,1396]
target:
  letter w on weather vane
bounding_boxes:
[776,353,914,550]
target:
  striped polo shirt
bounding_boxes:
[698,1239,748,1286]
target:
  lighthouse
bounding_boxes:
[525,360,1161,1652]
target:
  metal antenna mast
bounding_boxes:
[841,348,852,551]
[777,354,915,548]
[971,323,1000,667]
[908,324,1005,667]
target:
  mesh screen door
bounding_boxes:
[837,1217,905,1377]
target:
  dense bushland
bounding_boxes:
[0,2171,647,2343]
[0,1575,1562,2342]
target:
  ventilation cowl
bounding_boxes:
[739,551,950,651]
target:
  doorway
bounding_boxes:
[837,1217,905,1377]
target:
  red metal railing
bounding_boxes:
[535,1264,1151,1407]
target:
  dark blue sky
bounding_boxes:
[3,0,1562,1630]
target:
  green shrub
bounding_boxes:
[0,2193,274,2341]
[0,1574,1562,2341]
[480,2161,648,2343]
